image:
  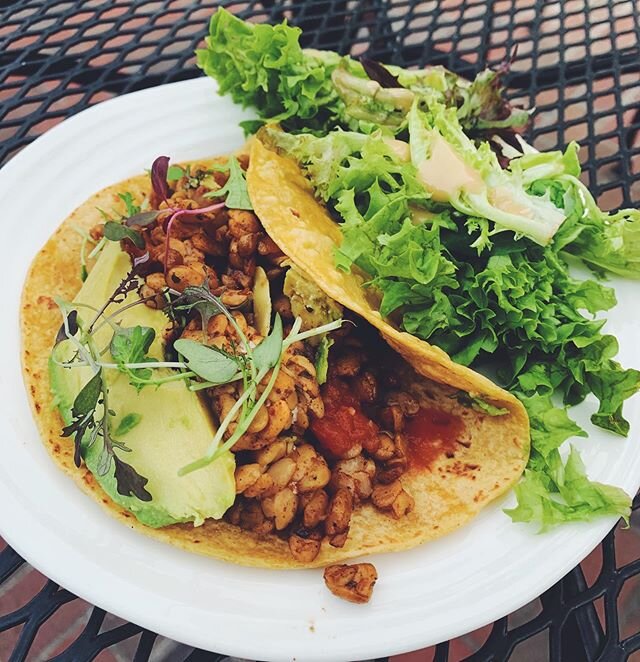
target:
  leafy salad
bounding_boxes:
[196,9,640,529]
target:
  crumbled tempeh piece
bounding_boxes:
[323,563,378,604]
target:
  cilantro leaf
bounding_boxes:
[203,156,253,210]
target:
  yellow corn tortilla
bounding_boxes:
[21,150,529,569]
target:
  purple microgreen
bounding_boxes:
[360,58,402,89]
[151,155,170,202]
[103,221,145,249]
[61,371,103,467]
[163,202,225,273]
[55,309,78,346]
[112,455,152,501]
[87,262,145,333]
[125,209,163,228]
[100,368,152,499]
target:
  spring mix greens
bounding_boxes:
[197,9,640,529]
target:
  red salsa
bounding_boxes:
[311,378,379,457]
[404,407,464,469]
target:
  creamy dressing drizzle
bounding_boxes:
[417,133,484,202]
[489,186,536,218]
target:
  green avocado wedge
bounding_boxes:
[49,241,236,528]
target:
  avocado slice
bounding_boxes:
[50,241,235,528]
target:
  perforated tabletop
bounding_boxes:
[1,1,640,660]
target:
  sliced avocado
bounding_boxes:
[50,241,235,528]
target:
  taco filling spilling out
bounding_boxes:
[22,148,528,604]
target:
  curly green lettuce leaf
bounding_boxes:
[271,126,640,438]
[196,9,342,133]
[504,394,631,529]
[506,447,631,530]
[509,143,640,279]
[198,9,530,136]
[408,100,566,246]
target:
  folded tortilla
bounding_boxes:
[21,149,529,568]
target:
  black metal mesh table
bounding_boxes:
[1,1,640,660]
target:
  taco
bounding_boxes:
[21,145,529,587]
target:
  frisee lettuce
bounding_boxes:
[197,9,530,136]
[407,100,566,246]
[200,9,638,529]
[265,126,638,528]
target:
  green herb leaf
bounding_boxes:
[61,371,103,467]
[253,314,283,372]
[173,339,239,383]
[240,119,265,136]
[203,156,253,210]
[521,394,587,458]
[199,9,528,135]
[110,326,157,389]
[167,165,185,181]
[117,191,141,217]
[588,366,640,436]
[72,371,103,418]
[103,221,145,249]
[314,336,333,385]
[171,282,228,333]
[114,413,142,436]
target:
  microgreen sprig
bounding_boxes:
[55,298,152,501]
[177,316,343,476]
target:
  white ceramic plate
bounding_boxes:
[0,78,638,661]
